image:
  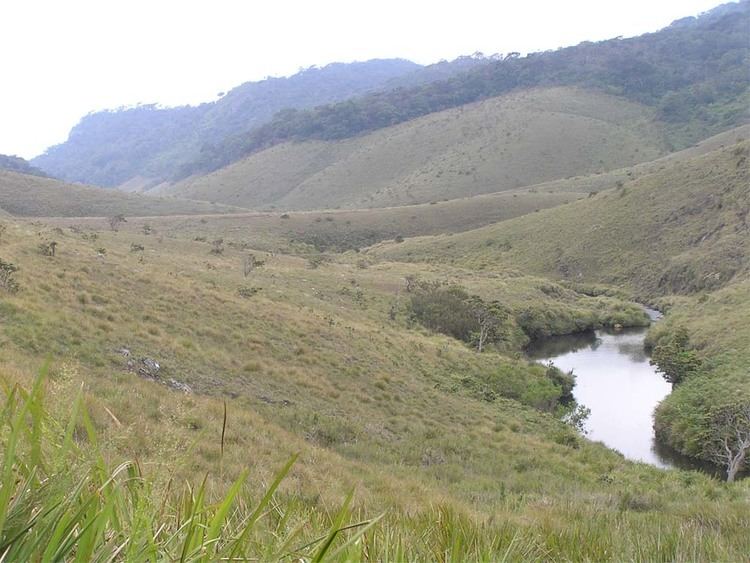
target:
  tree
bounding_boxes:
[469,298,503,353]
[243,254,264,277]
[705,403,750,482]
[649,327,702,385]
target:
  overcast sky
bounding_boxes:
[0,0,731,159]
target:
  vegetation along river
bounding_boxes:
[526,311,710,472]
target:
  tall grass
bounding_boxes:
[0,367,379,561]
[2,368,750,561]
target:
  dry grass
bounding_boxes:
[162,87,668,209]
[0,169,244,217]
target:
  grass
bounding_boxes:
[163,87,668,209]
[0,168,244,217]
[3,366,750,560]
[41,188,582,254]
[379,138,750,298]
[377,136,750,474]
[0,137,748,557]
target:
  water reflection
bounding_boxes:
[527,327,696,470]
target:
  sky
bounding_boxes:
[0,0,732,159]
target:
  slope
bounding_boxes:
[164,87,668,209]
[376,137,750,471]
[31,58,490,189]
[378,138,750,297]
[173,1,750,179]
[0,169,243,217]
[0,216,747,559]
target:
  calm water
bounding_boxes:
[527,326,683,469]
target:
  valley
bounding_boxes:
[0,1,748,559]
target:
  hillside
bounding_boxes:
[0,154,48,177]
[32,58,490,188]
[379,137,750,296]
[164,87,668,209]
[0,212,747,559]
[376,136,750,471]
[0,169,243,217]
[174,0,750,179]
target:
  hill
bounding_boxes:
[0,153,48,177]
[0,212,747,558]
[164,87,668,209]
[32,58,490,188]
[0,169,243,217]
[378,137,749,296]
[376,136,750,472]
[174,1,750,179]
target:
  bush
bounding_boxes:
[408,282,476,342]
[0,259,19,293]
[649,326,702,385]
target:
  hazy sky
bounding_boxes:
[0,0,731,158]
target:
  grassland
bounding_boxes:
[1,210,748,559]
[0,169,243,217]
[377,136,750,473]
[162,87,668,210]
[45,188,581,254]
[379,139,750,297]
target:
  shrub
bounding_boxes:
[37,241,57,257]
[649,327,702,385]
[210,239,225,255]
[0,259,19,293]
[238,286,262,298]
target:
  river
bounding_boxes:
[526,321,708,471]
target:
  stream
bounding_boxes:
[526,316,711,472]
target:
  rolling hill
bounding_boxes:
[0,208,747,559]
[163,87,668,209]
[378,135,750,297]
[31,58,491,189]
[376,134,750,471]
[0,169,243,217]
[170,0,750,180]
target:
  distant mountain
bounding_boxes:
[32,58,474,188]
[0,154,48,177]
[176,1,749,180]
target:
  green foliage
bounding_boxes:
[0,369,381,560]
[649,326,702,385]
[408,282,477,342]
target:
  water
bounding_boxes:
[526,325,684,469]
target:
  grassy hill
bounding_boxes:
[174,1,749,180]
[376,135,750,474]
[0,212,747,559]
[32,58,489,188]
[164,87,668,209]
[0,169,244,217]
[379,137,749,296]
[62,189,576,253]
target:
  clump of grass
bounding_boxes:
[0,367,379,560]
